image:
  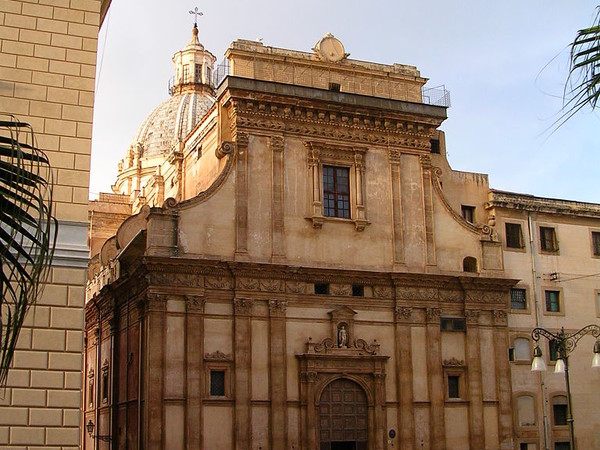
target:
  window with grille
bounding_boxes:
[323,166,350,219]
[511,288,527,310]
[195,63,202,82]
[183,65,190,83]
[540,227,558,252]
[447,375,460,398]
[552,396,568,426]
[545,290,560,313]
[210,370,226,396]
[506,223,524,249]
[430,139,440,154]
[592,231,600,256]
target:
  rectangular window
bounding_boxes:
[101,371,109,403]
[592,231,600,256]
[323,165,350,218]
[314,283,329,295]
[461,205,475,223]
[195,63,202,82]
[554,443,570,450]
[545,290,560,313]
[447,375,460,398]
[430,139,440,154]
[506,223,524,249]
[206,66,212,84]
[540,227,558,252]
[183,65,190,83]
[549,339,560,361]
[329,82,341,92]
[352,284,364,297]
[441,317,466,332]
[210,370,226,396]
[511,288,527,310]
[553,401,568,426]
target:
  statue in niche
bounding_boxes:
[337,324,348,348]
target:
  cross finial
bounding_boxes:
[189,7,203,27]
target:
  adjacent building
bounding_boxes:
[85,27,600,450]
[0,0,110,448]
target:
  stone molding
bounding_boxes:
[52,220,89,268]
[395,306,413,322]
[233,298,253,316]
[204,350,232,361]
[268,299,287,317]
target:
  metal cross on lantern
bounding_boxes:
[189,7,203,27]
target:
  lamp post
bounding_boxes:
[531,325,600,450]
[86,419,112,443]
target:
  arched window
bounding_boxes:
[463,256,478,273]
[514,338,531,361]
[516,395,536,427]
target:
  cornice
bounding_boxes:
[487,189,600,219]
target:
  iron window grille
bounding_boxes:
[511,288,527,310]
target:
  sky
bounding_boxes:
[90,1,600,203]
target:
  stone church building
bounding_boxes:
[86,26,600,450]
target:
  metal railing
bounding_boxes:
[422,85,451,107]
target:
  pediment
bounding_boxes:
[328,305,357,321]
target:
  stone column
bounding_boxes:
[268,299,288,450]
[145,293,167,450]
[465,309,484,449]
[235,132,249,258]
[185,295,206,450]
[425,307,445,450]
[395,306,414,449]
[270,136,285,262]
[493,310,514,450]
[233,298,253,449]
[373,372,387,450]
[420,155,436,266]
[389,150,404,264]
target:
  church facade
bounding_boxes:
[85,28,600,450]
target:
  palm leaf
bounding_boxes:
[557,6,600,128]
[0,114,57,387]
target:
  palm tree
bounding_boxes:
[562,6,600,125]
[0,115,57,386]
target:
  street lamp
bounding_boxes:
[531,325,600,450]
[86,419,112,443]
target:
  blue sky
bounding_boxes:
[91,1,600,202]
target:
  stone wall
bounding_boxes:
[0,0,101,447]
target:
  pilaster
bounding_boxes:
[233,297,252,449]
[185,295,206,449]
[425,307,445,450]
[493,309,514,450]
[465,308,484,449]
[389,150,405,264]
[235,132,249,259]
[268,299,288,450]
[270,136,285,262]
[395,305,414,448]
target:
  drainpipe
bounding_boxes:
[528,213,550,450]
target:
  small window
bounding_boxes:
[323,166,350,219]
[540,227,558,252]
[314,283,329,295]
[463,257,478,273]
[329,82,341,92]
[545,290,560,313]
[441,318,466,332]
[352,285,364,297]
[517,395,536,426]
[195,63,202,82]
[183,65,190,84]
[461,205,475,223]
[447,375,460,398]
[430,139,440,154]
[549,339,560,362]
[514,338,531,361]
[592,231,600,256]
[101,370,109,403]
[552,395,568,426]
[196,144,203,159]
[555,443,570,450]
[506,223,524,249]
[511,288,527,310]
[210,370,226,396]
[520,444,528,450]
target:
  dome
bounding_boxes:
[133,91,214,158]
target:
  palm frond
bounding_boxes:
[0,114,57,387]
[556,6,600,129]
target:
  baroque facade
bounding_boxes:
[86,28,600,450]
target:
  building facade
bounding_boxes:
[86,29,600,450]
[0,0,110,448]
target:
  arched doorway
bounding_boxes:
[319,378,368,450]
